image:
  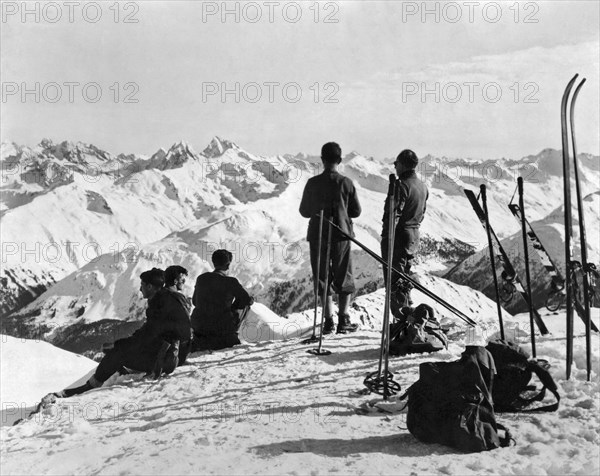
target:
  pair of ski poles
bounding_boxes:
[302,208,333,356]
[363,174,401,398]
[301,176,402,394]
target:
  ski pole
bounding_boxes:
[364,174,401,398]
[560,73,579,380]
[481,184,505,340]
[569,77,592,381]
[518,177,536,357]
[302,209,324,344]
[381,174,397,399]
[375,175,396,384]
[308,213,332,356]
[324,218,477,327]
[372,174,396,396]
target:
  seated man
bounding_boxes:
[165,265,189,295]
[191,249,254,351]
[163,265,193,365]
[48,267,192,399]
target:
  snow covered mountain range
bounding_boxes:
[1,138,598,353]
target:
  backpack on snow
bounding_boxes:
[403,346,513,453]
[485,339,560,413]
[389,304,448,356]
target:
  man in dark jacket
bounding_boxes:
[299,142,362,334]
[164,265,193,364]
[47,268,192,399]
[165,265,189,294]
[381,149,428,317]
[191,249,254,351]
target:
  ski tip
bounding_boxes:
[563,74,579,99]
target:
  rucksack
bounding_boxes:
[389,304,448,356]
[486,339,560,412]
[403,346,513,453]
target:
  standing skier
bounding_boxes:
[381,149,428,316]
[299,142,362,334]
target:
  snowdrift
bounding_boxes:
[0,335,97,426]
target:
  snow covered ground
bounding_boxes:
[0,335,97,426]
[1,307,598,475]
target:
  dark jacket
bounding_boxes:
[299,170,361,242]
[191,271,253,336]
[381,170,428,239]
[116,288,192,359]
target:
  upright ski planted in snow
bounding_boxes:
[569,77,593,381]
[560,74,579,379]
[464,188,549,335]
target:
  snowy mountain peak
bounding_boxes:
[145,142,198,171]
[39,138,53,149]
[39,140,113,165]
[202,136,240,158]
[149,147,168,162]
[166,141,196,159]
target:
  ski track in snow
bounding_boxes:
[1,310,599,476]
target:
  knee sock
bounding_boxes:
[57,375,103,398]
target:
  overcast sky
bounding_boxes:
[1,0,599,160]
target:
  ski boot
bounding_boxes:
[15,392,60,424]
[391,281,413,319]
[322,316,336,335]
[336,313,359,334]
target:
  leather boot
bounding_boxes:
[323,316,336,335]
[337,313,359,334]
[322,295,335,334]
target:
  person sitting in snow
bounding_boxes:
[299,141,362,334]
[45,267,192,400]
[164,264,193,360]
[164,265,189,294]
[191,249,254,351]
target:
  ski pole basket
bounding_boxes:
[363,370,401,398]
